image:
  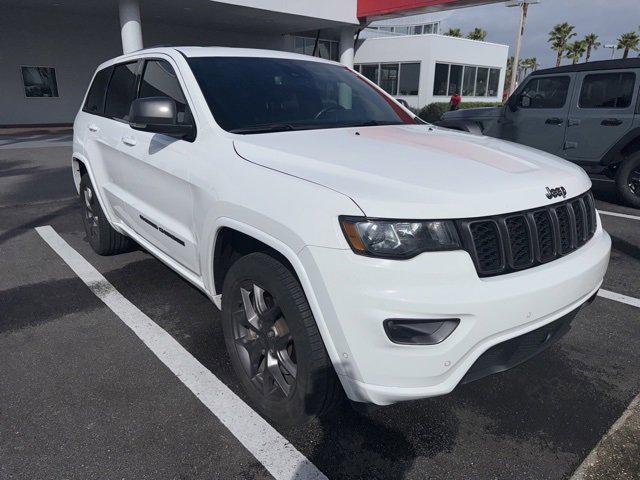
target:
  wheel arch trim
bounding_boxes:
[71,153,127,236]
[600,127,640,166]
[207,217,347,376]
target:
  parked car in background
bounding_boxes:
[440,59,640,208]
[73,47,610,425]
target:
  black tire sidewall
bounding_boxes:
[79,174,107,253]
[79,173,130,255]
[221,252,332,425]
[616,152,640,209]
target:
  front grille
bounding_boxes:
[469,221,503,273]
[458,191,597,277]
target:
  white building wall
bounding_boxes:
[354,34,509,109]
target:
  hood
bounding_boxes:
[442,106,503,120]
[233,124,591,219]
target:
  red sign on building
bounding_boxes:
[358,0,503,20]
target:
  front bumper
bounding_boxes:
[300,225,611,405]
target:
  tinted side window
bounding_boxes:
[379,63,399,95]
[433,63,449,96]
[139,60,191,123]
[488,68,500,96]
[360,64,378,84]
[399,63,420,96]
[579,72,636,108]
[104,62,138,121]
[520,76,570,109]
[83,67,112,115]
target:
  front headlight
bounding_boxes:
[339,216,461,259]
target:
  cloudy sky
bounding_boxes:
[434,0,639,68]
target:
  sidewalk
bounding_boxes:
[0,126,72,136]
[571,394,640,480]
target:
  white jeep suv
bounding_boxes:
[73,47,611,424]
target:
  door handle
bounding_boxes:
[545,117,564,125]
[601,118,623,126]
[121,136,137,146]
[568,118,580,127]
[88,124,99,132]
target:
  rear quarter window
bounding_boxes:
[82,67,113,115]
[579,72,636,109]
[104,62,139,121]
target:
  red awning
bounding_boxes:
[358,0,504,20]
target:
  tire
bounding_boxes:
[221,252,342,425]
[79,174,132,255]
[615,151,640,209]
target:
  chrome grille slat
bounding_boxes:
[458,191,597,277]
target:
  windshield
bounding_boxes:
[187,57,416,134]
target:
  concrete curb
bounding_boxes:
[571,393,640,480]
[0,126,72,136]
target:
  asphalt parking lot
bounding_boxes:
[1,133,639,480]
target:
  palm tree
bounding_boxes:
[566,41,587,64]
[617,31,640,59]
[527,57,541,72]
[520,57,540,77]
[467,28,487,41]
[518,58,529,78]
[583,33,601,62]
[505,56,514,90]
[444,28,462,37]
[548,22,576,67]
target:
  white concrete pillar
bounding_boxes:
[339,27,356,68]
[119,0,143,54]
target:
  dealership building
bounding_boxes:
[355,13,508,108]
[1,0,506,126]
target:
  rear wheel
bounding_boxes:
[79,174,132,255]
[615,152,640,209]
[221,252,341,425]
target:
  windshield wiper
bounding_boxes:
[229,124,297,134]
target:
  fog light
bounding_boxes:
[383,318,460,345]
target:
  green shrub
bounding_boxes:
[417,103,448,123]
[417,101,503,123]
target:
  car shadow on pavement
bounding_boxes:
[0,202,78,246]
[288,366,458,480]
[590,179,626,208]
[609,233,640,262]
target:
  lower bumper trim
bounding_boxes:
[459,301,588,385]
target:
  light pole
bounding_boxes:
[605,44,617,59]
[506,0,540,96]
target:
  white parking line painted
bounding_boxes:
[598,289,640,309]
[599,210,640,221]
[35,225,327,480]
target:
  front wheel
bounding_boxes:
[221,252,341,425]
[615,152,640,209]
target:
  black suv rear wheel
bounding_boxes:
[616,151,640,209]
[221,252,341,425]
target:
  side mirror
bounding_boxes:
[129,97,194,139]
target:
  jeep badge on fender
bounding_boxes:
[546,186,567,199]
